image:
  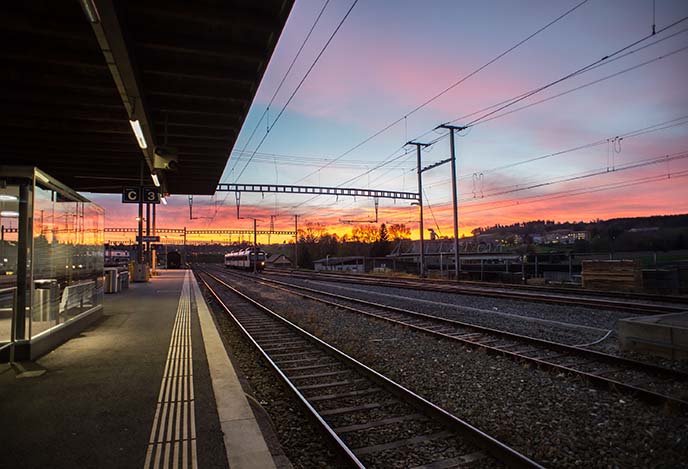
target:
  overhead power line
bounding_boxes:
[420,150,688,207]
[472,151,688,201]
[464,15,688,127]
[447,26,688,126]
[341,18,688,189]
[469,44,688,127]
[423,114,688,190]
[233,0,359,182]
[458,170,688,216]
[290,0,590,185]
[227,0,332,178]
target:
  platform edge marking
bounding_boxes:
[190,271,277,469]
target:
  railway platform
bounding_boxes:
[0,270,283,469]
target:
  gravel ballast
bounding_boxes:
[220,271,688,468]
[273,276,688,372]
[200,281,341,469]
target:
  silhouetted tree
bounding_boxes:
[371,224,391,257]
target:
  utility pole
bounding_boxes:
[183,226,187,267]
[294,214,298,269]
[138,160,144,264]
[406,141,430,278]
[437,124,466,281]
[253,218,258,274]
[145,202,151,264]
[152,203,157,273]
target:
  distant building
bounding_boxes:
[542,230,589,245]
[266,253,292,267]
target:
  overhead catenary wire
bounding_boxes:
[220,7,688,230]
[468,44,688,127]
[233,0,359,183]
[482,152,688,199]
[226,0,332,178]
[423,114,688,190]
[458,170,688,216]
[446,26,688,127]
[464,15,688,127]
[290,0,590,185]
[337,20,688,190]
[431,150,688,205]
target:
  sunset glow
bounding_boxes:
[87,0,688,244]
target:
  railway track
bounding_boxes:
[197,269,542,468]
[266,269,688,315]
[213,267,688,410]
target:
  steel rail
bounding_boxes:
[198,269,544,469]
[197,271,365,468]
[267,269,686,314]
[215,267,688,410]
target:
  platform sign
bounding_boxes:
[122,186,140,203]
[136,235,161,242]
[142,186,161,204]
[122,186,160,204]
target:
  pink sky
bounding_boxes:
[90,0,688,243]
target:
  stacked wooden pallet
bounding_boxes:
[582,260,642,292]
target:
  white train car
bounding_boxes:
[224,248,266,271]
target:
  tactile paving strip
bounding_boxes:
[144,272,198,469]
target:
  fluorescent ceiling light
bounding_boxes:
[151,173,160,187]
[36,172,50,184]
[1,211,20,218]
[161,196,168,205]
[0,195,18,202]
[80,0,101,23]
[129,120,148,149]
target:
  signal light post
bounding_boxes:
[254,218,258,274]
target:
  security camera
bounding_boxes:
[153,146,179,171]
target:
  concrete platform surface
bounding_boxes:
[618,310,688,360]
[0,270,276,469]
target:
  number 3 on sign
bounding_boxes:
[142,187,160,204]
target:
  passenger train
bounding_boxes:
[224,248,266,271]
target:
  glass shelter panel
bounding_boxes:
[0,184,20,346]
[32,183,104,338]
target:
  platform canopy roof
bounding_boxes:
[1,0,293,195]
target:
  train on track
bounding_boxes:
[167,251,182,269]
[224,248,267,271]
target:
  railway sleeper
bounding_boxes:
[409,451,487,469]
[334,413,425,434]
[299,378,366,391]
[281,362,340,372]
[308,387,383,403]
[273,355,327,366]
[319,402,382,416]
[351,430,454,456]
[289,370,353,381]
